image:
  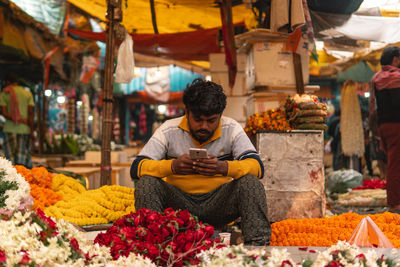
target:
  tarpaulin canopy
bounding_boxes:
[66,0,255,34]
[66,23,247,61]
[10,0,66,35]
[312,10,400,43]
[337,61,375,83]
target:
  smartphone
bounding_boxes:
[189,148,208,159]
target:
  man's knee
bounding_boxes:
[136,176,163,188]
[237,174,263,187]
[236,175,266,197]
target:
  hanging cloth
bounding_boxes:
[138,104,147,135]
[270,0,305,33]
[3,85,21,124]
[340,81,365,157]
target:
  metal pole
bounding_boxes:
[100,0,121,185]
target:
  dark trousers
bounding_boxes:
[134,175,271,246]
[379,123,400,208]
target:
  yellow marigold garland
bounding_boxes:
[45,184,135,226]
[52,174,86,200]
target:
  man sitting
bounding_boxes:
[131,79,271,246]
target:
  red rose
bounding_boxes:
[0,250,6,263]
[144,231,155,243]
[113,218,127,228]
[19,251,30,265]
[189,257,200,266]
[176,233,186,246]
[175,218,184,228]
[121,227,136,240]
[161,226,170,239]
[174,259,184,267]
[147,244,159,257]
[113,243,128,255]
[177,210,190,223]
[280,260,293,267]
[356,254,366,260]
[134,216,140,226]
[95,208,220,266]
[170,241,179,253]
[94,233,112,246]
[203,225,214,238]
[202,238,213,247]
[46,217,57,230]
[326,261,341,267]
[146,212,160,224]
[185,229,194,243]
[70,238,81,252]
[184,242,195,253]
[136,227,147,238]
[163,207,175,215]
[186,218,197,229]
[148,222,161,234]
[194,229,206,241]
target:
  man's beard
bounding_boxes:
[190,128,213,143]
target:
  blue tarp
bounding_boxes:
[337,61,375,83]
[114,65,203,95]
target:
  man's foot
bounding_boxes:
[244,239,269,247]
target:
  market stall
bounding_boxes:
[1,156,400,266]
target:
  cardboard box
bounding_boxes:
[250,41,309,87]
[209,53,253,96]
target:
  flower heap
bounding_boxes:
[312,240,398,267]
[94,207,221,266]
[0,209,156,267]
[197,244,295,267]
[353,179,386,190]
[271,212,400,248]
[45,184,135,226]
[197,241,398,267]
[0,158,30,211]
[244,108,292,136]
[14,165,62,211]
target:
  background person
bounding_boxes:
[131,79,271,246]
[0,73,34,167]
[370,46,400,213]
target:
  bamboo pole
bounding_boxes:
[293,53,305,94]
[101,0,121,185]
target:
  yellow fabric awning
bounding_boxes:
[67,0,256,33]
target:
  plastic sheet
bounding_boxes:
[115,33,134,83]
[348,216,394,248]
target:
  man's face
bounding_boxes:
[393,56,400,68]
[187,111,221,143]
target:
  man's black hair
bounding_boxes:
[380,46,400,66]
[4,72,19,84]
[182,78,227,117]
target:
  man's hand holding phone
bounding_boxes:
[189,148,227,176]
[172,148,228,176]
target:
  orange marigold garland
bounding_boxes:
[14,165,63,210]
[244,108,291,136]
[271,212,400,248]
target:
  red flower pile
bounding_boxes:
[0,250,5,265]
[94,208,222,266]
[353,179,386,190]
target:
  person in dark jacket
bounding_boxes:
[370,46,400,213]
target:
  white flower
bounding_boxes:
[0,158,30,210]
[0,211,158,266]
